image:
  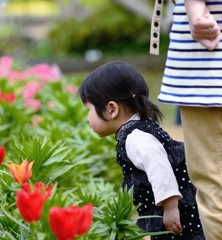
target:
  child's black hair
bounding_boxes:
[78,61,163,122]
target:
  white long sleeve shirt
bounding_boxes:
[125,115,182,206]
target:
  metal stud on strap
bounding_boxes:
[150,0,163,55]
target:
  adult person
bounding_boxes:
[158,1,222,239]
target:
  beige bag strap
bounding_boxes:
[149,0,164,55]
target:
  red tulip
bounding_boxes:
[49,204,93,240]
[0,92,16,103]
[75,204,94,236]
[16,182,52,223]
[0,146,5,164]
[4,159,34,184]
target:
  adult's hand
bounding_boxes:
[191,13,220,43]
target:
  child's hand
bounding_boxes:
[162,196,183,235]
[163,207,182,235]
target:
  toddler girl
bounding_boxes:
[79,61,205,239]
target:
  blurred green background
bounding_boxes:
[0,0,171,58]
[0,2,182,239]
[0,0,176,124]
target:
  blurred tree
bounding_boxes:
[46,1,171,57]
[112,0,171,33]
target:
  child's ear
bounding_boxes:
[106,101,119,119]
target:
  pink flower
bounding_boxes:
[23,82,41,99]
[64,84,78,95]
[8,70,29,81]
[22,82,41,110]
[31,116,42,125]
[24,99,41,110]
[27,63,60,83]
[0,56,13,68]
[0,56,13,77]
[47,101,56,108]
[51,64,63,79]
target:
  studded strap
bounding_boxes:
[150,0,164,55]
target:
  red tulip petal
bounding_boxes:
[49,206,79,240]
[16,182,52,223]
[0,147,5,164]
[76,204,93,235]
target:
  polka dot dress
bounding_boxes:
[115,118,205,239]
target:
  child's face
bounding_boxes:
[84,102,116,137]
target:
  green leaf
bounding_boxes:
[4,231,17,240]
[36,232,47,240]
[44,163,77,181]
[1,208,29,231]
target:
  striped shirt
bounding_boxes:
[158,0,222,106]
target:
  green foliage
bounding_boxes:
[10,136,74,184]
[48,2,169,56]
[0,59,167,239]
[2,1,170,58]
[0,101,33,146]
[88,187,161,240]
